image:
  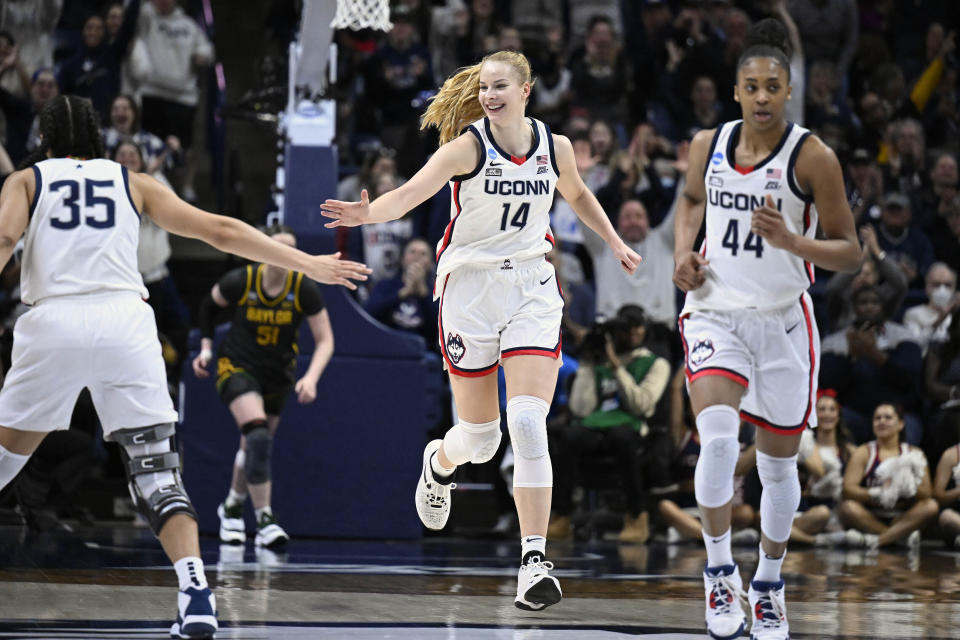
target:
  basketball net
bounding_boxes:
[331,0,392,32]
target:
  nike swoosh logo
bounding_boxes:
[710,168,723,174]
[539,275,553,285]
[490,162,503,166]
[786,323,800,334]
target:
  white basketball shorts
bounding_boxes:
[679,291,820,434]
[438,257,563,377]
[0,291,178,435]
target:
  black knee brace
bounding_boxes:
[242,419,272,484]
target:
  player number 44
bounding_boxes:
[721,218,763,258]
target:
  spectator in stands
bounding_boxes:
[932,443,960,548]
[102,94,180,179]
[922,307,960,461]
[0,0,61,76]
[105,3,124,41]
[548,306,670,544]
[586,119,615,191]
[871,191,934,288]
[903,262,956,352]
[845,147,883,224]
[931,196,960,275]
[58,0,141,120]
[838,403,938,549]
[337,147,400,202]
[882,119,927,198]
[804,60,855,132]
[820,285,924,444]
[677,75,721,140]
[916,153,958,232]
[788,0,858,93]
[825,225,906,331]
[595,122,675,225]
[359,173,416,289]
[0,67,58,164]
[364,237,438,347]
[580,188,680,362]
[526,22,570,132]
[0,31,30,98]
[568,15,632,125]
[854,91,890,157]
[135,0,214,203]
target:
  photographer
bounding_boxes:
[547,306,670,544]
[821,285,924,445]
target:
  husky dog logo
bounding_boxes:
[446,332,466,364]
[690,338,715,366]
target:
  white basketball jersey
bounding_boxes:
[682,121,817,313]
[22,158,147,305]
[434,117,558,295]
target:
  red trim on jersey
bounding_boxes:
[448,362,500,377]
[740,411,805,434]
[510,155,526,165]
[734,163,754,175]
[802,202,814,284]
[545,232,555,246]
[798,294,816,429]
[689,367,749,387]
[436,182,462,262]
[501,346,561,359]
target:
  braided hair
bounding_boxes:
[736,18,792,81]
[17,95,105,169]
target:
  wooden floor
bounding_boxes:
[0,521,958,639]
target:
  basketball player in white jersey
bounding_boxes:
[673,20,860,640]
[0,95,370,639]
[321,50,641,610]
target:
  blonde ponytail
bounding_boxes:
[421,50,535,145]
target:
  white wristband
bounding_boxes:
[200,349,213,361]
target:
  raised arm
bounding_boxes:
[321,133,479,227]
[554,134,642,274]
[130,171,370,289]
[751,135,860,273]
[672,128,712,292]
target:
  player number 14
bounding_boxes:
[499,202,530,231]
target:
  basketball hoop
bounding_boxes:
[331,0,392,32]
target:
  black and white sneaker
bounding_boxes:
[515,551,562,611]
[415,439,456,530]
[169,586,217,639]
[254,511,289,549]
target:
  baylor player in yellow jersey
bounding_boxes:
[192,225,332,549]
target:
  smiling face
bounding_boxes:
[477,60,529,122]
[872,403,903,440]
[816,396,839,433]
[114,142,143,172]
[735,57,791,131]
[110,96,135,132]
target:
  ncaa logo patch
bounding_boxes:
[690,338,715,366]
[446,332,466,364]
[487,148,498,161]
[711,152,723,166]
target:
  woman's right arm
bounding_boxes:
[842,445,873,503]
[672,128,713,292]
[322,133,479,227]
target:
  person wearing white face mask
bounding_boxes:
[904,262,958,352]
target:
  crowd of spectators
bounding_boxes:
[330,0,960,547]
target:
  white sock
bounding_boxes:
[521,535,546,561]
[226,489,246,508]
[174,557,208,591]
[430,451,455,478]
[703,528,734,567]
[754,544,785,582]
[0,443,30,490]
[255,506,272,521]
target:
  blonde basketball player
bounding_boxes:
[673,20,860,640]
[321,50,641,610]
[0,95,369,639]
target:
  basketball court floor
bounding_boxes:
[1,522,958,639]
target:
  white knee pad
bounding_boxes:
[0,443,30,491]
[442,418,502,465]
[507,395,552,488]
[693,405,741,508]
[757,451,801,543]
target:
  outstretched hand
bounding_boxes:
[304,252,372,290]
[321,188,371,228]
[612,240,642,275]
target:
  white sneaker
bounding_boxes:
[217,502,246,545]
[415,439,456,530]
[254,511,289,549]
[703,564,747,639]
[170,586,217,639]
[515,552,562,611]
[748,579,789,640]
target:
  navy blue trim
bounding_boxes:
[28,165,41,220]
[702,126,724,179]
[450,125,485,182]
[786,131,814,203]
[726,122,794,173]
[501,337,561,356]
[121,166,141,220]
[542,120,561,178]
[484,116,539,164]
